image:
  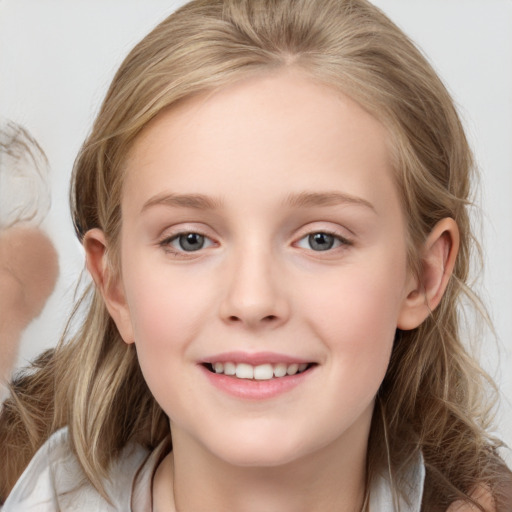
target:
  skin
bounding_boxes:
[0,226,58,388]
[85,70,460,511]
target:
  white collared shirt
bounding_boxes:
[2,428,424,511]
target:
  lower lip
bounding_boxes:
[200,365,313,400]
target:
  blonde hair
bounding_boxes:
[1,0,510,508]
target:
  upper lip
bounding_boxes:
[202,351,312,366]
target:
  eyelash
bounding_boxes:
[158,229,353,257]
[295,230,353,252]
[158,231,215,257]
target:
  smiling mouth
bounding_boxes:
[203,362,315,380]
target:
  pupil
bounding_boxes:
[309,233,334,251]
[179,233,204,251]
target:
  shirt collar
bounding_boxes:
[369,452,425,511]
[132,442,425,512]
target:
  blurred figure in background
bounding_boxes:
[0,123,58,390]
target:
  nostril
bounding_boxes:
[227,315,276,323]
[223,312,283,325]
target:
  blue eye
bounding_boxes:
[165,232,214,252]
[296,232,348,251]
[177,233,205,251]
[309,233,335,251]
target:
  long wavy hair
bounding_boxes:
[1,0,510,509]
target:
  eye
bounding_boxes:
[162,232,215,253]
[296,232,350,252]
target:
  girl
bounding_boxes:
[1,0,510,510]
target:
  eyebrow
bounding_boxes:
[284,191,375,212]
[140,190,375,213]
[141,193,223,213]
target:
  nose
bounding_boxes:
[219,243,290,329]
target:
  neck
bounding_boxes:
[154,424,368,512]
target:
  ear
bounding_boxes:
[83,228,134,344]
[397,218,460,330]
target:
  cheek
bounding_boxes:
[121,265,194,362]
[120,258,224,394]
[300,254,407,376]
[122,279,199,410]
[127,280,198,347]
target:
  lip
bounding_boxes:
[203,351,311,366]
[199,352,316,400]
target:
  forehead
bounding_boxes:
[122,70,399,217]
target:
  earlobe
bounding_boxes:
[83,229,134,344]
[397,218,460,330]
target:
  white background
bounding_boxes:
[1,1,511,459]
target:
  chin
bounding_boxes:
[204,427,315,469]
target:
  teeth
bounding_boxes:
[253,364,273,380]
[209,361,310,379]
[235,363,253,379]
[287,363,299,376]
[273,363,287,378]
[224,362,236,376]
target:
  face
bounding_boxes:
[111,71,417,469]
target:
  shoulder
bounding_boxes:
[2,427,151,512]
[1,428,78,511]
